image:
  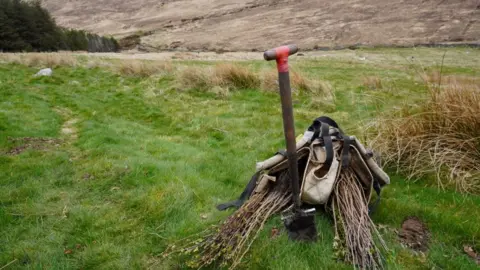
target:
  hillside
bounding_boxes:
[42,0,480,51]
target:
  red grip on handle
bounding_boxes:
[275,46,290,73]
[263,44,298,73]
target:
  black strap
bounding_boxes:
[216,172,260,211]
[310,116,340,130]
[368,178,382,214]
[311,120,321,141]
[341,137,352,169]
[321,123,334,168]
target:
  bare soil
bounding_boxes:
[6,137,62,155]
[398,216,430,252]
[42,0,480,52]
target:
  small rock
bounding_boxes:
[34,68,53,77]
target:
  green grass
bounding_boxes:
[1,48,479,269]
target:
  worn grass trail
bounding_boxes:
[1,48,479,269]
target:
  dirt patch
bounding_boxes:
[398,217,430,252]
[6,137,62,155]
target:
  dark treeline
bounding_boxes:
[0,0,119,52]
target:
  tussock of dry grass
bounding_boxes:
[177,63,260,95]
[115,60,173,77]
[215,63,261,89]
[0,53,174,78]
[421,71,480,87]
[0,53,77,67]
[260,70,279,92]
[369,74,480,193]
[362,76,383,90]
[177,64,334,98]
[177,66,215,90]
[261,69,332,97]
[0,53,22,64]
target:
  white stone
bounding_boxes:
[34,68,53,77]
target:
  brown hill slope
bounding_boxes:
[43,0,480,51]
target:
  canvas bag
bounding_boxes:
[300,139,341,205]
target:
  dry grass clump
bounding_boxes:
[261,69,332,96]
[362,76,383,90]
[177,64,334,98]
[115,60,173,77]
[260,70,279,92]
[0,53,77,67]
[0,53,22,64]
[176,63,260,95]
[215,63,261,89]
[421,70,480,87]
[305,96,336,113]
[177,66,216,90]
[369,74,480,193]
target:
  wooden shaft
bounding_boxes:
[278,71,301,209]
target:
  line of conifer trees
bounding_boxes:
[0,0,119,52]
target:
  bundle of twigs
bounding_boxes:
[331,167,387,269]
[167,171,292,269]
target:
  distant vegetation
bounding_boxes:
[0,0,119,52]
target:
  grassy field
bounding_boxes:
[1,48,479,269]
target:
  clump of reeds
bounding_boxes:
[177,63,261,95]
[368,72,480,193]
[362,76,383,90]
[0,52,77,67]
[261,69,332,96]
[115,59,173,77]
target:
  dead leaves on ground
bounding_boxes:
[463,245,480,265]
[270,227,280,239]
[5,137,62,155]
